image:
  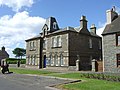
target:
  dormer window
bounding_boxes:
[43,24,48,36]
[53,22,57,29]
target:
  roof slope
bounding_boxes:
[102,15,120,35]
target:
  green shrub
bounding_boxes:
[80,73,120,82]
[6,58,26,64]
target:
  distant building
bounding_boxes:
[102,6,120,73]
[26,16,102,71]
[0,46,9,65]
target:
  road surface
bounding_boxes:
[0,73,72,90]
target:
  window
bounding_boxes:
[29,41,36,50]
[60,53,64,66]
[116,34,120,46]
[27,55,30,65]
[52,37,57,47]
[30,42,32,49]
[57,36,62,47]
[32,56,35,65]
[33,42,35,48]
[54,54,58,66]
[52,36,62,48]
[89,38,92,48]
[43,40,47,49]
[49,54,53,65]
[117,54,120,67]
[99,40,101,49]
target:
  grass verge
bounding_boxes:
[9,68,57,75]
[9,68,120,90]
[48,73,120,90]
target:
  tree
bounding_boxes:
[12,48,26,59]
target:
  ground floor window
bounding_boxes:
[117,54,120,67]
[54,54,58,66]
[49,54,53,65]
[60,53,64,66]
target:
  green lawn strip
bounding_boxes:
[47,73,120,90]
[63,79,120,90]
[9,68,57,75]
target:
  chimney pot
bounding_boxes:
[90,24,96,34]
[106,6,118,24]
[80,15,87,29]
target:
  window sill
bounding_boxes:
[51,46,62,49]
[29,49,36,51]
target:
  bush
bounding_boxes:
[80,73,120,82]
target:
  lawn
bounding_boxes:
[9,68,57,75]
[9,68,120,90]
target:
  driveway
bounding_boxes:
[0,73,73,90]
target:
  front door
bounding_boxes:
[43,55,46,68]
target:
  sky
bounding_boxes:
[0,0,120,58]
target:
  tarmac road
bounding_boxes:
[0,73,73,90]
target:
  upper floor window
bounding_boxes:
[116,34,120,46]
[117,54,120,67]
[29,41,36,50]
[52,36,62,48]
[43,40,47,49]
[57,36,62,47]
[52,37,57,47]
[30,42,32,49]
[89,38,92,48]
[99,40,101,49]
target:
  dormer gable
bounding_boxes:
[42,17,59,34]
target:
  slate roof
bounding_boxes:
[102,15,120,35]
[25,34,42,41]
[46,26,101,38]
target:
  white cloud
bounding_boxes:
[0,0,34,12]
[0,11,46,57]
[115,6,120,14]
[96,22,106,37]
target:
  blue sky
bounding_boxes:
[0,0,119,57]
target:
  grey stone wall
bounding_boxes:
[26,39,41,67]
[103,34,120,73]
[45,33,69,66]
[69,32,102,70]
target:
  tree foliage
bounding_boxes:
[12,48,26,59]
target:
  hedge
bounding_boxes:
[80,73,120,82]
[6,58,26,64]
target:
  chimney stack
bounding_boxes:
[80,15,88,29]
[2,46,5,51]
[106,6,118,24]
[90,24,96,34]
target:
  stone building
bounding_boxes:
[102,7,120,73]
[26,16,102,70]
[0,46,9,65]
